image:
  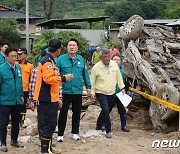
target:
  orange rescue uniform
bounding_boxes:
[34,54,62,103]
[16,61,34,92]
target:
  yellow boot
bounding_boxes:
[20,113,27,128]
[7,115,12,129]
[50,138,61,154]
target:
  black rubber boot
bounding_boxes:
[41,137,53,154]
[120,115,130,132]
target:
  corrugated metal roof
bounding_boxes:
[166,20,180,26]
[144,19,178,24]
[36,16,110,26]
[111,19,179,25]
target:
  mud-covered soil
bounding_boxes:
[5,103,180,154]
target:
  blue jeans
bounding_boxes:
[95,93,115,133]
[96,95,126,131]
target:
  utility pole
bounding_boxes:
[26,0,30,54]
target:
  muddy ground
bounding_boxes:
[5,97,180,154]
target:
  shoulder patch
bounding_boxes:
[47,65,53,69]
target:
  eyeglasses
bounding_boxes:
[8,55,17,58]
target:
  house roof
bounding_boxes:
[0,4,44,20]
[166,20,180,26]
[36,16,110,27]
[111,19,179,26]
[0,4,15,11]
[144,19,178,25]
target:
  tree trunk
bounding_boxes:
[43,0,54,20]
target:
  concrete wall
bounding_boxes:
[43,29,106,46]
[109,29,119,44]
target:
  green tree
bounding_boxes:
[105,2,144,21]
[43,0,55,19]
[32,30,90,65]
[0,18,21,47]
[0,0,24,10]
[164,5,180,19]
[140,0,166,19]
[105,0,165,21]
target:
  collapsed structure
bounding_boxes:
[118,15,180,129]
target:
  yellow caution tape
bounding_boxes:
[130,87,180,112]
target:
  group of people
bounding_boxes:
[91,44,120,65]
[0,38,130,154]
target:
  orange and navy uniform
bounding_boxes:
[34,53,62,103]
[16,60,34,92]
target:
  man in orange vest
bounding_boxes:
[17,48,34,128]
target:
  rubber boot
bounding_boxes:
[120,115,130,132]
[50,138,61,154]
[41,137,53,154]
[7,115,12,129]
[20,113,27,128]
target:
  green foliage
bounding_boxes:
[0,0,24,10]
[101,35,122,51]
[56,31,90,57]
[0,18,21,47]
[164,5,180,19]
[105,0,166,21]
[2,0,179,21]
[32,30,90,65]
[140,1,166,19]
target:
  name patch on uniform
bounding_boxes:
[47,65,53,69]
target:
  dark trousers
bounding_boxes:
[20,91,29,114]
[96,93,116,133]
[37,104,44,138]
[111,96,126,116]
[38,101,58,138]
[96,95,126,130]
[58,94,82,136]
[0,105,21,146]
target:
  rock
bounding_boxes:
[31,127,38,136]
[24,118,32,125]
[81,129,105,138]
[18,136,31,143]
[81,105,101,122]
[21,124,37,135]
